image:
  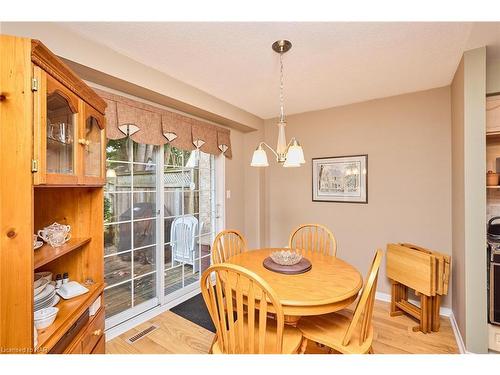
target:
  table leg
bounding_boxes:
[432,295,441,332]
[421,294,428,333]
[299,338,308,354]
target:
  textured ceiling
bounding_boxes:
[59,22,500,119]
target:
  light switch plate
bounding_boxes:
[226,190,231,199]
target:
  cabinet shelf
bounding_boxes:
[34,237,91,269]
[487,186,500,189]
[35,282,104,353]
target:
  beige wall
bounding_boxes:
[261,87,453,307]
[451,48,488,353]
[451,58,466,341]
[242,128,266,248]
[462,47,487,353]
[225,130,246,233]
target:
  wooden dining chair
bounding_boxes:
[297,249,383,354]
[200,263,304,354]
[288,224,337,256]
[212,229,248,264]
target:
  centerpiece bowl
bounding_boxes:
[270,250,303,266]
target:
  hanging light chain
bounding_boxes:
[279,51,285,123]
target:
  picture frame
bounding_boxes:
[312,154,368,203]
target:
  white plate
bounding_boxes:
[34,278,49,296]
[35,294,59,311]
[35,290,55,304]
[34,293,56,310]
[56,281,89,299]
[33,241,44,250]
[34,284,55,302]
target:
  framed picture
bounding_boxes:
[312,155,368,203]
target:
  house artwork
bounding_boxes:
[318,162,360,194]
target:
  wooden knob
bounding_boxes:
[92,329,102,336]
[6,229,16,239]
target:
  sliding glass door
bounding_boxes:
[163,145,215,300]
[104,139,217,328]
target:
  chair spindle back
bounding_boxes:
[212,230,248,264]
[342,249,383,347]
[200,263,285,354]
[289,224,337,256]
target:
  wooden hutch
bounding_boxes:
[0,35,106,353]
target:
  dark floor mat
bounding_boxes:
[171,293,216,333]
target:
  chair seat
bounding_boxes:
[297,311,373,354]
[211,318,303,354]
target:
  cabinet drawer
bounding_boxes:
[67,340,83,354]
[81,308,105,353]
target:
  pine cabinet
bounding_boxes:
[0,35,106,354]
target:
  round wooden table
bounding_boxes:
[226,248,363,325]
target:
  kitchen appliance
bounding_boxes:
[487,217,500,325]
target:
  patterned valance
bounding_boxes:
[95,89,232,158]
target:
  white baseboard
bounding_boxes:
[449,312,468,354]
[375,291,452,317]
[105,287,201,341]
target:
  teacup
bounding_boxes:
[46,231,71,247]
[38,222,71,248]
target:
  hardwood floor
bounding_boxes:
[106,299,459,354]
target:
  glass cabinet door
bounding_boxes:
[80,104,105,184]
[46,92,77,175]
[36,73,80,185]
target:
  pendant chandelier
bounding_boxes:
[251,40,305,168]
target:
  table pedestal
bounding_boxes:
[284,315,301,327]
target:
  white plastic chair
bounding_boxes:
[170,215,203,272]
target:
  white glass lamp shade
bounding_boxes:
[284,142,305,167]
[297,145,305,164]
[251,147,269,167]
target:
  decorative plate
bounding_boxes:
[263,257,312,275]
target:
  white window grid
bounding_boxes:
[104,138,217,322]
